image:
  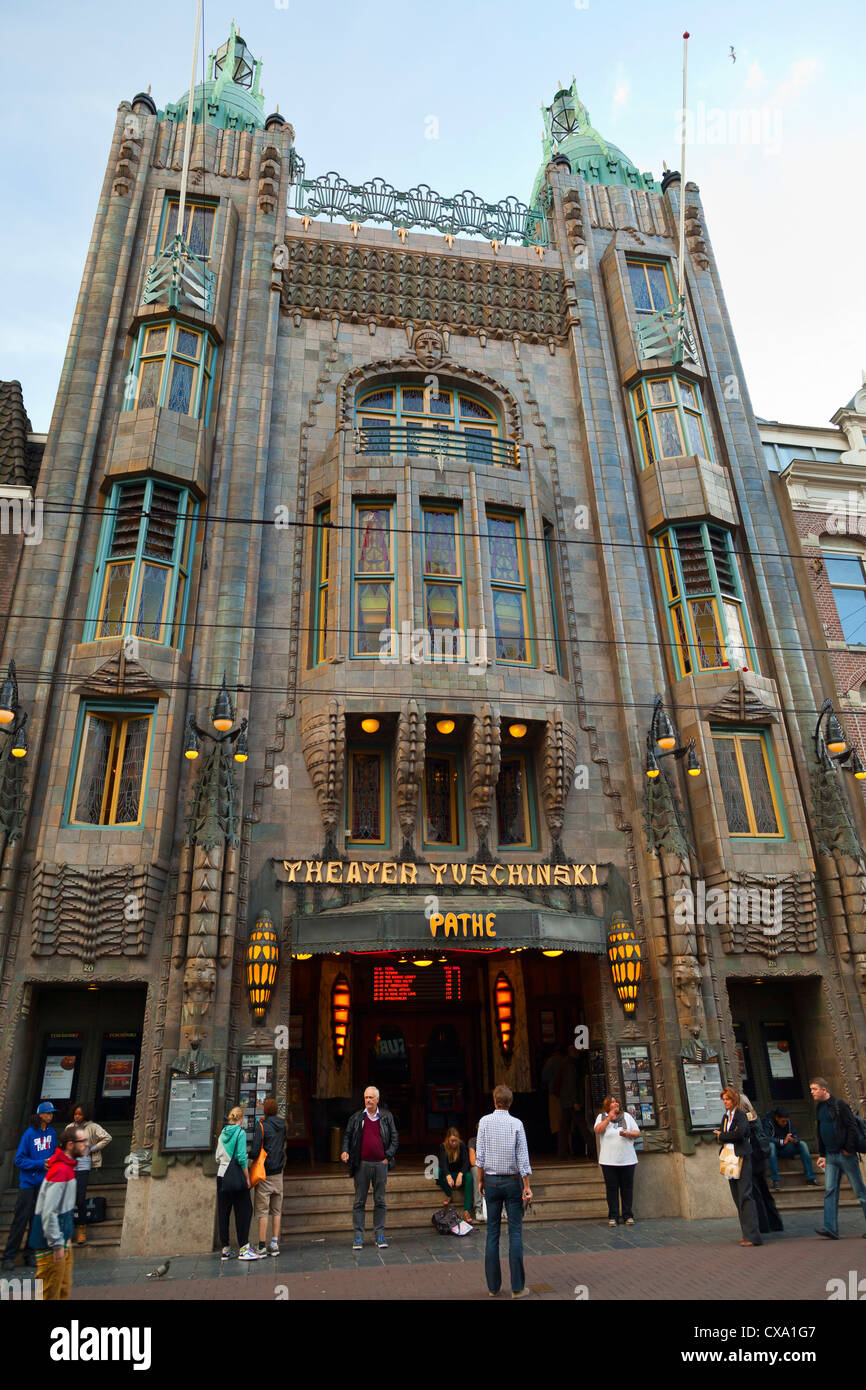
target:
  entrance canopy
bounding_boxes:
[291,899,606,955]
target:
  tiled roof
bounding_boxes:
[0,381,38,488]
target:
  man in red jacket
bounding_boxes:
[28,1125,87,1300]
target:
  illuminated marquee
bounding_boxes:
[282,859,598,887]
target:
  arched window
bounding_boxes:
[355,382,518,468]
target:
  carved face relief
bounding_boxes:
[413,328,445,368]
[183,957,216,1020]
[123,114,142,141]
[273,243,290,271]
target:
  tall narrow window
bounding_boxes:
[823,552,866,645]
[626,259,673,317]
[347,748,387,845]
[67,706,155,827]
[631,375,712,466]
[543,521,567,677]
[487,511,533,665]
[313,506,331,665]
[124,321,217,422]
[87,480,197,648]
[422,505,465,660]
[423,752,462,847]
[352,503,395,657]
[656,524,754,677]
[496,755,534,848]
[712,731,783,838]
[162,198,216,259]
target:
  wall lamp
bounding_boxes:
[184,674,249,763]
[645,694,700,779]
[0,661,28,758]
[814,698,866,778]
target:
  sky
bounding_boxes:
[1,0,863,433]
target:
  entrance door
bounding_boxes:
[728,978,821,1143]
[358,1013,475,1150]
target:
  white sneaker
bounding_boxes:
[268,1240,280,1257]
[238,1244,262,1260]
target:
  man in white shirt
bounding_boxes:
[475,1084,533,1297]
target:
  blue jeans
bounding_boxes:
[767,1140,815,1184]
[483,1176,525,1294]
[823,1152,866,1236]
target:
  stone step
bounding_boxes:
[282,1164,601,1198]
[280,1198,611,1236]
[283,1182,606,1216]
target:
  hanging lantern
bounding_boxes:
[331,973,351,1066]
[246,911,280,1021]
[494,972,515,1059]
[607,918,642,1014]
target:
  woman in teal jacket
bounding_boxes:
[215,1106,258,1260]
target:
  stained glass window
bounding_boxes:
[488,512,532,664]
[626,259,672,316]
[127,322,216,422]
[631,375,712,468]
[92,480,196,648]
[496,756,533,847]
[713,732,782,837]
[424,754,459,845]
[163,199,216,259]
[423,510,459,576]
[355,383,510,465]
[348,750,385,843]
[656,524,754,678]
[70,709,154,826]
[313,506,330,665]
[353,504,394,656]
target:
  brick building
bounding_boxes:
[0,28,864,1256]
[763,388,866,763]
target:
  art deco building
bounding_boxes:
[1,27,864,1254]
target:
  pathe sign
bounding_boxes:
[282,859,598,887]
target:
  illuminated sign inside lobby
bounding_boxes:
[282,859,598,887]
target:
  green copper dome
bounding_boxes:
[163,23,265,131]
[529,79,659,205]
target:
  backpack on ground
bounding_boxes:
[431,1205,461,1235]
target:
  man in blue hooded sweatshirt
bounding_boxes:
[1,1102,57,1270]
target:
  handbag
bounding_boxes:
[249,1122,267,1187]
[719,1144,743,1180]
[221,1129,248,1195]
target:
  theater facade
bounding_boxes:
[1,28,864,1254]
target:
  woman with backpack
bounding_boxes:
[215,1106,259,1261]
[436,1127,474,1223]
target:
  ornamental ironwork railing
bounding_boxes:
[354,424,521,469]
[292,170,550,248]
[140,233,216,315]
[634,299,699,368]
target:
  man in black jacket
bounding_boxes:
[341,1086,399,1250]
[248,1098,286,1257]
[810,1078,866,1240]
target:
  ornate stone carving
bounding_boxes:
[642,769,692,858]
[31,861,167,961]
[684,202,711,270]
[258,143,282,215]
[0,736,25,861]
[673,953,706,1034]
[273,243,289,270]
[412,327,446,367]
[811,764,866,862]
[74,650,166,699]
[469,706,500,860]
[279,238,569,343]
[561,188,586,255]
[854,952,866,1003]
[113,109,142,197]
[300,698,346,856]
[395,700,424,858]
[711,871,817,957]
[541,709,578,858]
[704,673,779,726]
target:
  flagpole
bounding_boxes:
[677,30,690,306]
[177,0,204,240]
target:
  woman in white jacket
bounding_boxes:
[71,1104,112,1246]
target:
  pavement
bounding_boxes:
[11,1208,866,1301]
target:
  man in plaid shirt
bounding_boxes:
[475,1084,533,1297]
